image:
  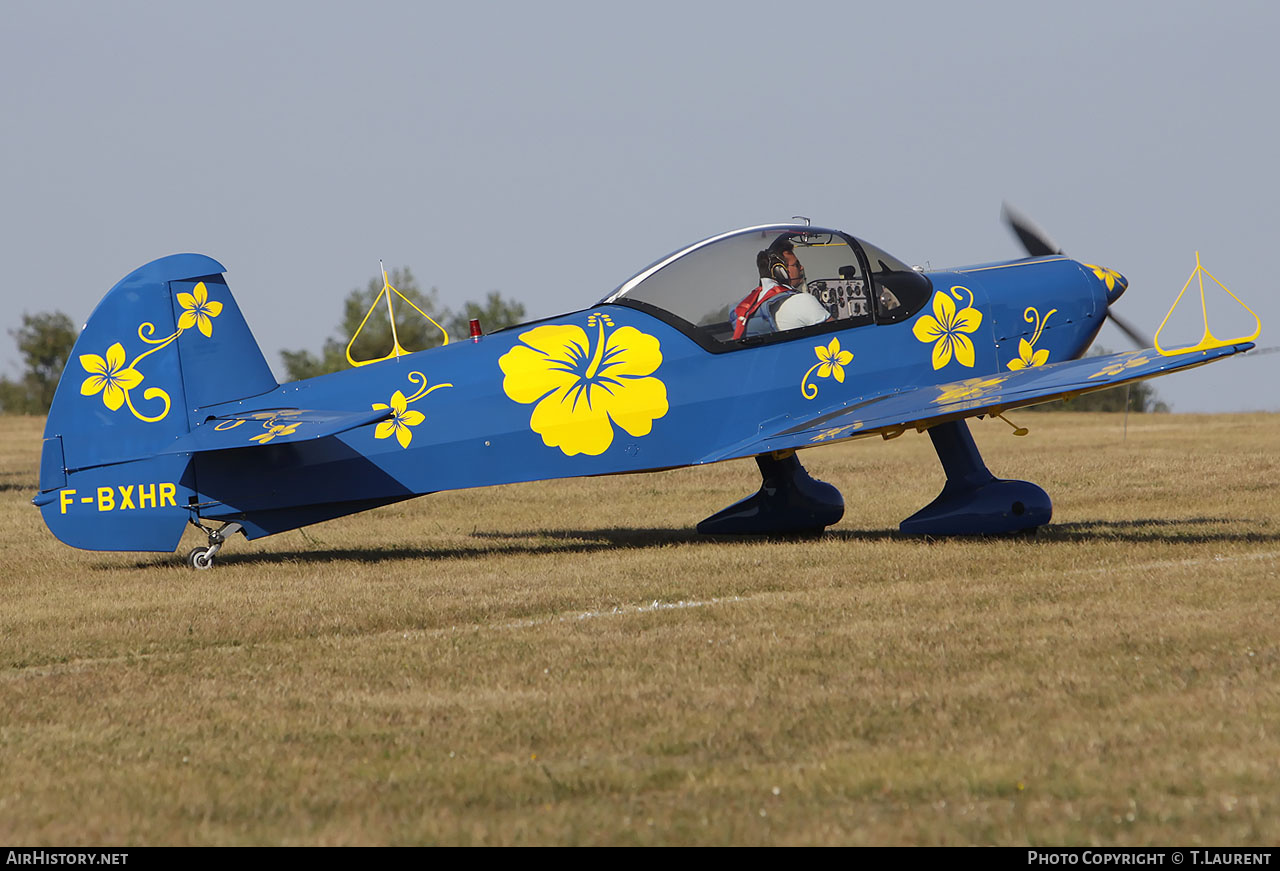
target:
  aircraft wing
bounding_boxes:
[702,343,1255,462]
[156,407,392,456]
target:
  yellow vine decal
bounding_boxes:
[372,371,453,448]
[800,338,853,400]
[1006,306,1057,370]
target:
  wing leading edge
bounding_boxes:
[702,344,1255,463]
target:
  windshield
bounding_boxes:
[860,237,932,324]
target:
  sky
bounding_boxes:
[2,0,1276,412]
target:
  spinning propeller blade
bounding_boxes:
[1001,203,1152,349]
[1001,202,1063,257]
[1105,310,1151,349]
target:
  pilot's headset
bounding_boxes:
[758,248,792,286]
[768,240,805,289]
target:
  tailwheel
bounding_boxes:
[182,520,243,570]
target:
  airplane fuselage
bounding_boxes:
[188,255,1106,539]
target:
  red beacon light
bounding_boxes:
[469,318,483,342]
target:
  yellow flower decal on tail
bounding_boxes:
[213,409,307,442]
[77,281,221,423]
[371,373,452,449]
[249,423,300,444]
[500,313,668,457]
[801,338,853,399]
[176,282,223,338]
[79,342,144,412]
[1006,307,1057,371]
[912,286,983,370]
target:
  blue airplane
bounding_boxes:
[34,212,1258,567]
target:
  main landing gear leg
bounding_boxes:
[900,420,1051,536]
[698,450,844,536]
[185,521,243,570]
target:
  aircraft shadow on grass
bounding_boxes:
[1042,517,1279,546]
[112,517,1276,571]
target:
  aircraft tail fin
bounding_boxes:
[37,254,279,551]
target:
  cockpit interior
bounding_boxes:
[603,225,933,351]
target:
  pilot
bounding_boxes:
[732,240,831,339]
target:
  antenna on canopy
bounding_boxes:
[791,215,811,226]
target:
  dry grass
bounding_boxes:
[1,412,1276,845]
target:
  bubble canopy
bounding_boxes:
[601,224,932,348]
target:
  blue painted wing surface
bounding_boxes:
[704,343,1255,462]
[157,407,392,455]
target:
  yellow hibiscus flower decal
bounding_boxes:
[1006,306,1056,371]
[79,342,144,411]
[801,338,854,399]
[936,375,1009,404]
[366,373,451,450]
[814,338,853,381]
[500,313,668,457]
[373,390,426,449]
[176,281,223,338]
[1089,352,1151,379]
[810,421,863,442]
[912,286,983,370]
[1007,338,1049,370]
[1085,264,1126,293]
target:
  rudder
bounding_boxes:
[37,253,278,551]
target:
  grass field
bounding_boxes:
[1,412,1276,846]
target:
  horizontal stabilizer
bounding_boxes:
[703,343,1255,462]
[157,407,392,456]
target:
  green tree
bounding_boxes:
[280,268,526,381]
[445,291,527,341]
[0,311,78,414]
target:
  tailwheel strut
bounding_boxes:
[184,520,243,570]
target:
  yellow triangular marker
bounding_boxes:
[1154,253,1261,356]
[346,263,451,368]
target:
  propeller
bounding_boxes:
[1000,202,1062,258]
[1102,308,1151,350]
[1001,203,1153,349]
